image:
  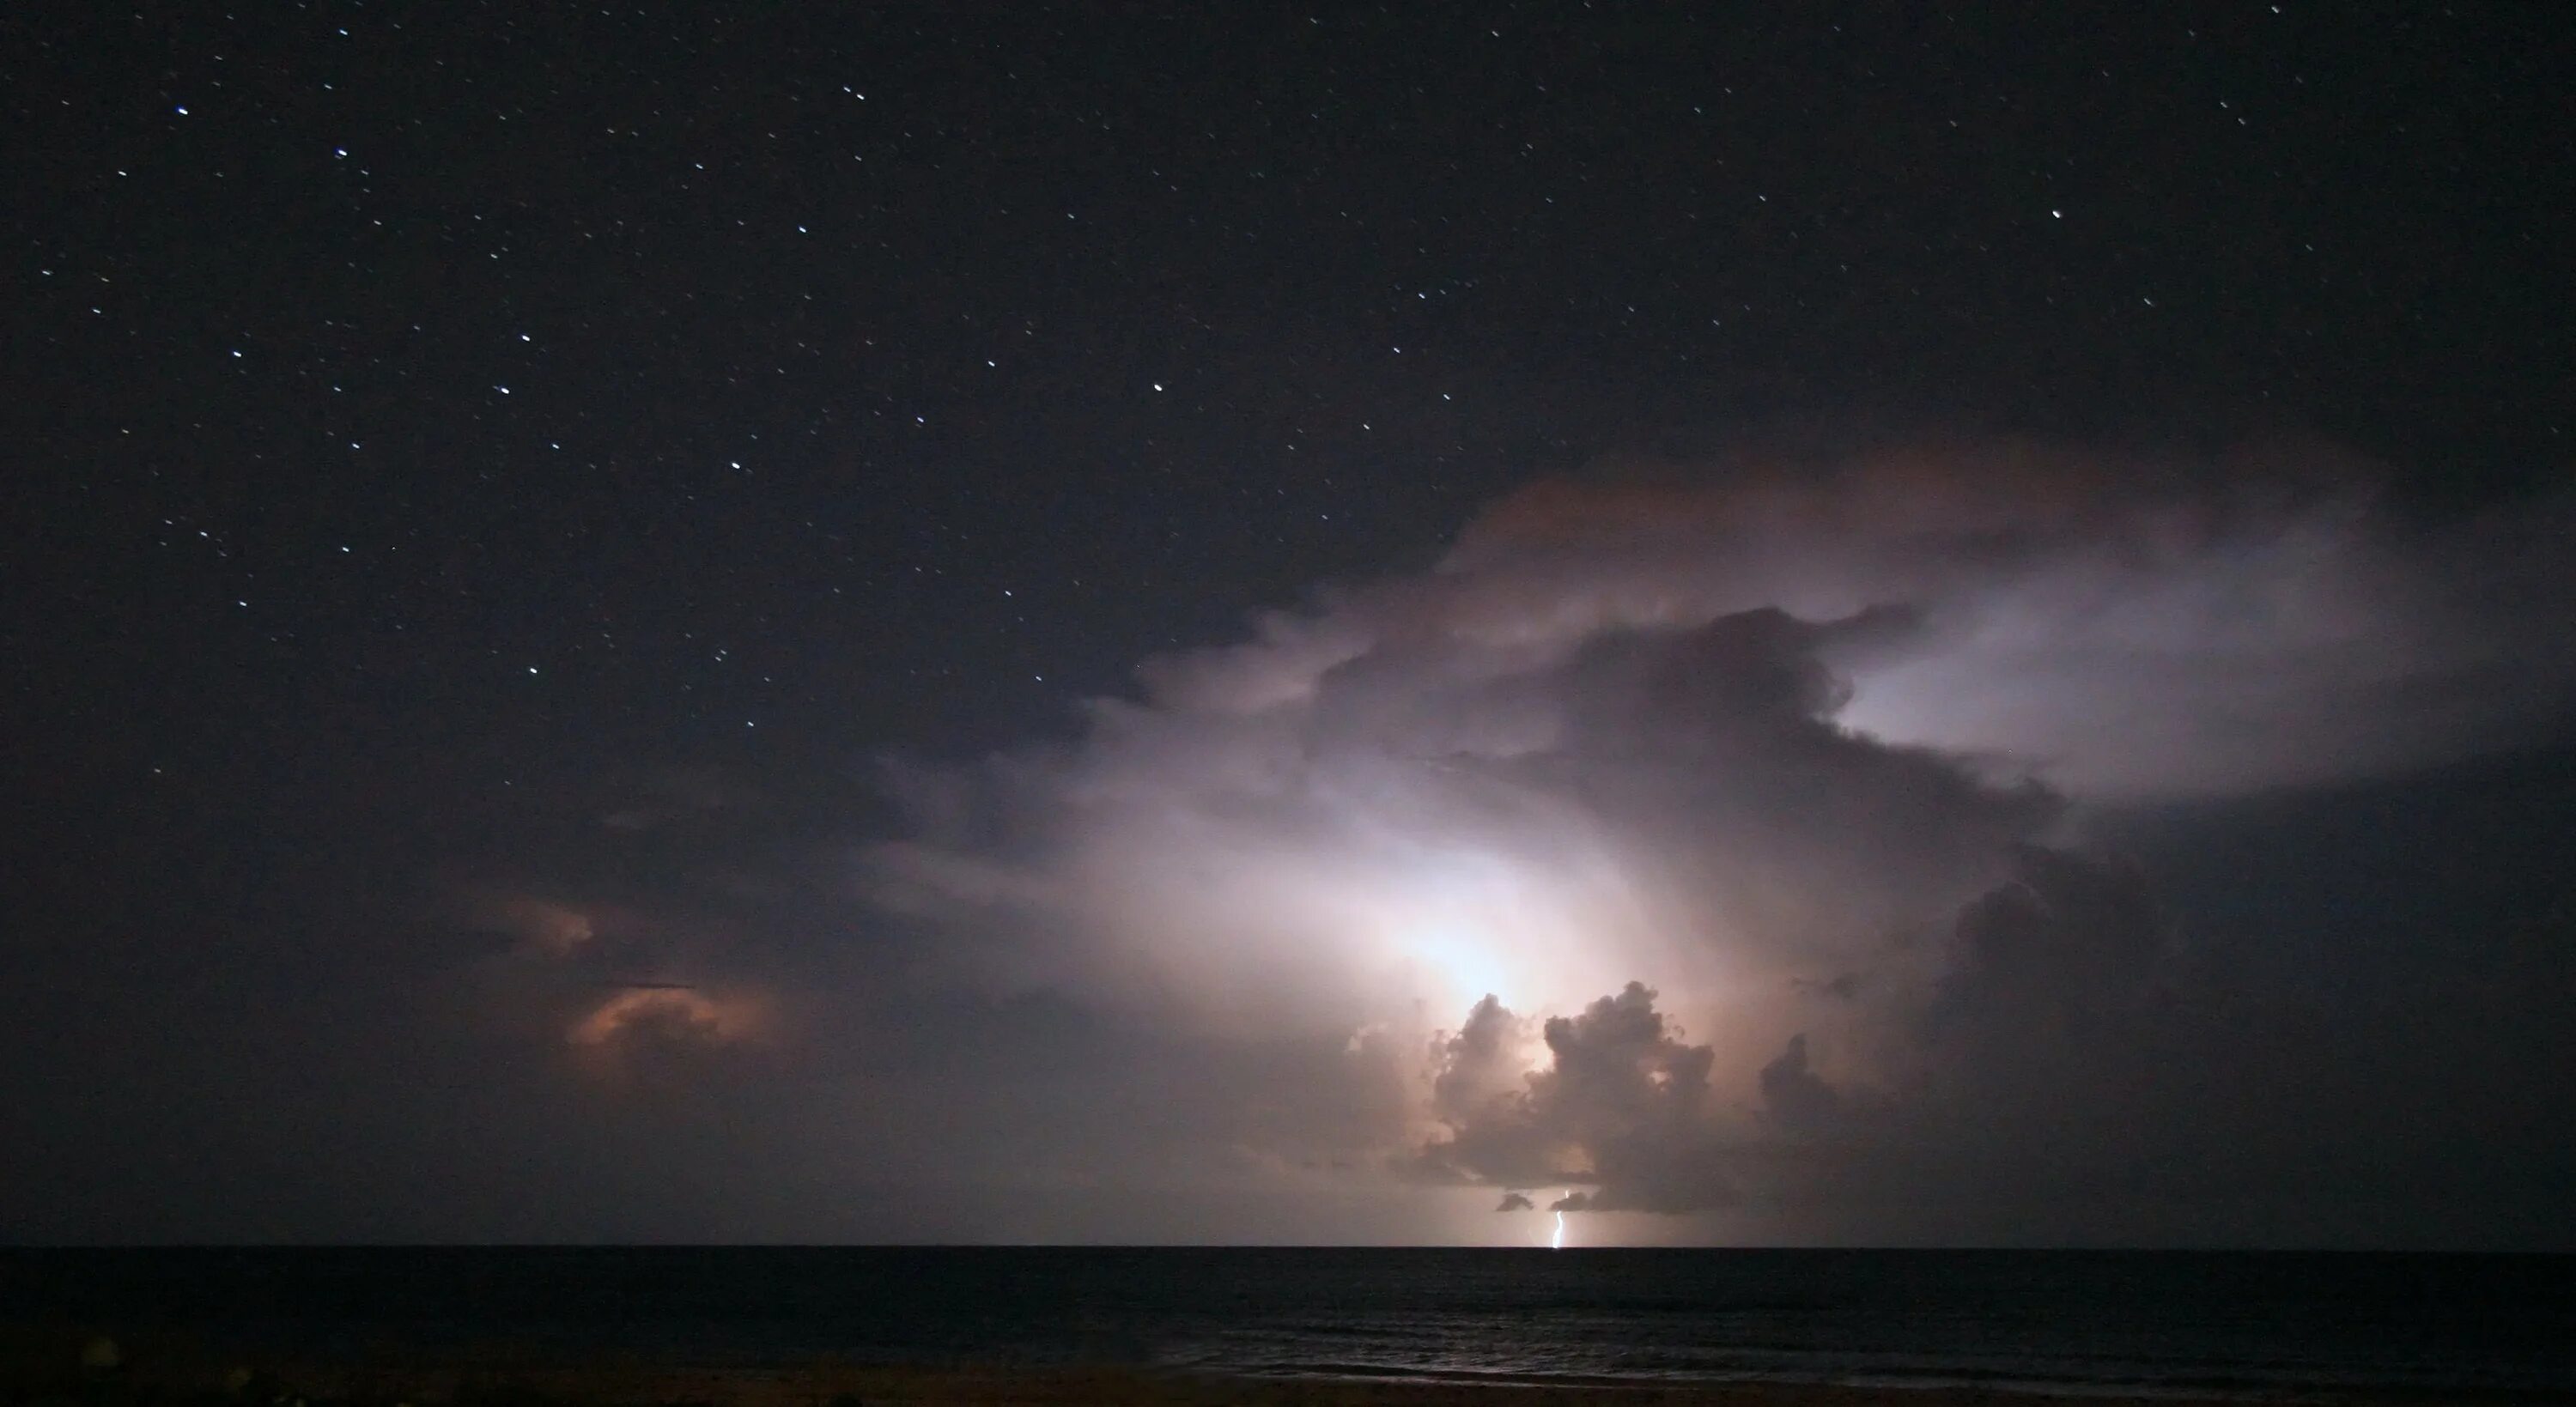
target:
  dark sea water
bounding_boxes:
[6,1249,2574,1398]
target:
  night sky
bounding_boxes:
[8,4,2574,1246]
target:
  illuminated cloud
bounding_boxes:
[490,897,597,956]
[307,439,2571,1241]
[1423,982,1732,1213]
[859,436,2576,1228]
[567,984,767,1052]
[1439,440,2574,796]
[466,889,782,1076]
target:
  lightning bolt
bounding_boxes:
[1552,1204,1566,1250]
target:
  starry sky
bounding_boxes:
[6,4,2575,1246]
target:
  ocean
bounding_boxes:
[5,1248,2573,1397]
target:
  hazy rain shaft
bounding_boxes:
[865,438,2576,1236]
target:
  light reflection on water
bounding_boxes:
[6,1248,2572,1396]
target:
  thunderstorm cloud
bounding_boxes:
[19,435,2567,1245]
[855,435,2576,1240]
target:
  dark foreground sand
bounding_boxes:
[0,1326,2514,1407]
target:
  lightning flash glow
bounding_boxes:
[853,446,2576,1236]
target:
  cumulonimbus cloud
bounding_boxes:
[854,435,2575,1228]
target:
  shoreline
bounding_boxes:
[5,1330,2555,1407]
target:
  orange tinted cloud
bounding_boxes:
[567,985,767,1049]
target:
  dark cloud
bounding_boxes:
[1793,972,1866,1001]
[1927,846,2172,1088]
[1756,1034,1845,1138]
